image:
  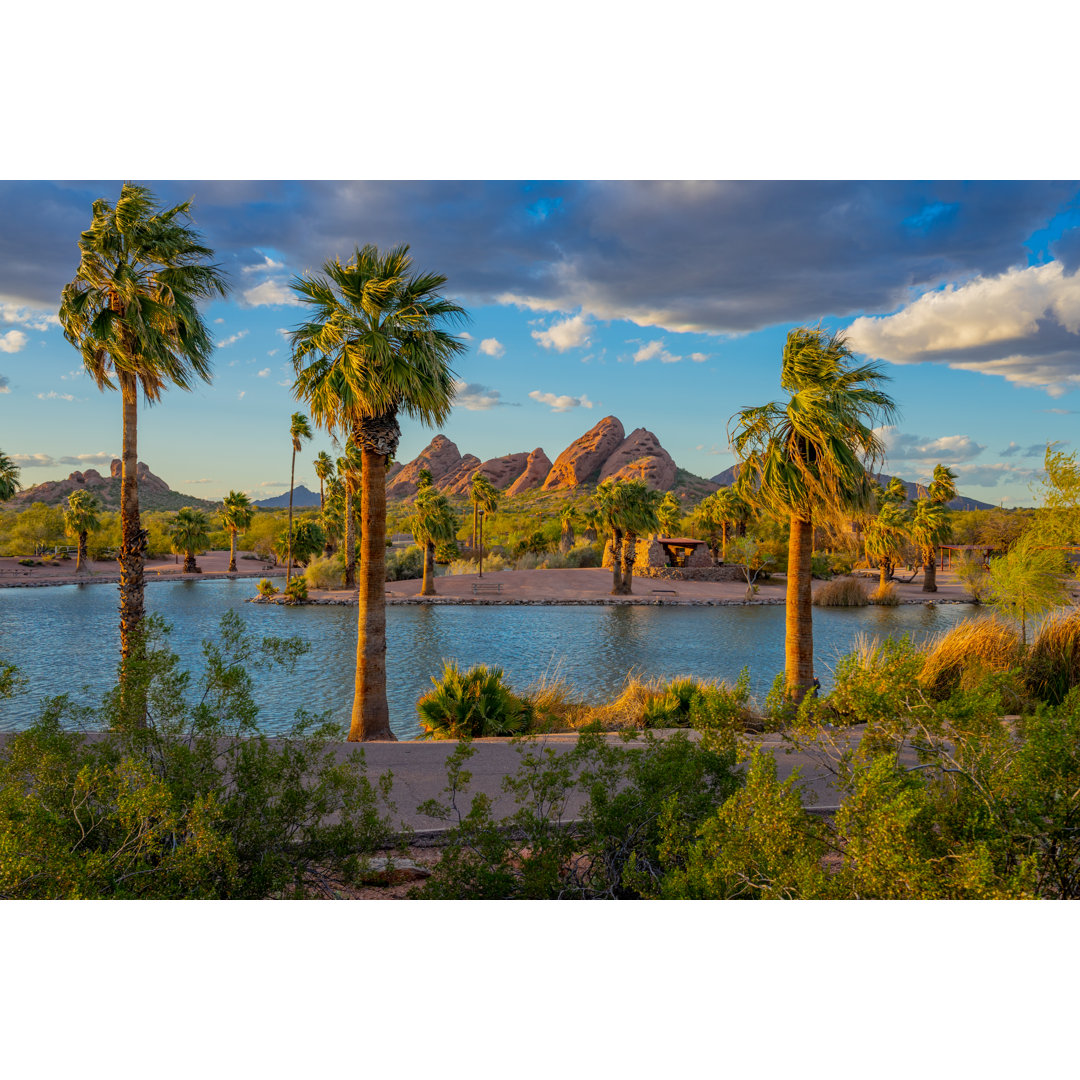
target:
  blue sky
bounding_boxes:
[2,179,1079,507]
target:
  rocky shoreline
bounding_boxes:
[250,594,974,608]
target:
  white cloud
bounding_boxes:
[214,317,225,324]
[528,389,594,413]
[874,427,986,473]
[10,452,56,468]
[237,391,246,400]
[277,379,292,388]
[257,368,271,377]
[36,390,76,401]
[1044,408,1075,415]
[478,337,505,357]
[0,330,27,354]
[847,261,1080,395]
[0,300,58,331]
[276,327,291,338]
[952,462,1040,489]
[631,339,683,364]
[690,352,708,363]
[452,378,513,411]
[217,329,249,348]
[187,478,215,484]
[241,254,284,274]
[256,480,288,489]
[243,281,302,307]
[58,452,117,467]
[267,349,278,357]
[459,331,473,340]
[60,369,85,381]
[531,314,591,352]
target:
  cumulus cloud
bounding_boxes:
[58,452,117,467]
[257,368,271,377]
[452,379,514,411]
[214,317,225,324]
[459,331,473,340]
[10,453,57,468]
[478,337,505,357]
[36,391,76,401]
[243,281,301,307]
[848,261,1080,395]
[631,339,683,364]
[256,480,288,489]
[952,462,1041,489]
[217,329,249,348]
[875,425,986,468]
[0,301,58,331]
[0,330,27,353]
[1001,441,1054,458]
[241,254,284,274]
[690,352,708,362]
[531,314,591,352]
[528,389,594,412]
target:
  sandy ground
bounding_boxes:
[0,549,283,587]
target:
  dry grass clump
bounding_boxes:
[526,671,664,731]
[1026,609,1080,705]
[813,576,870,607]
[919,617,1022,698]
[869,580,900,606]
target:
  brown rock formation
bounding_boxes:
[437,455,482,494]
[385,435,464,498]
[542,416,625,491]
[507,448,554,496]
[441,452,526,495]
[598,427,677,491]
[7,460,210,511]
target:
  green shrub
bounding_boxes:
[1025,609,1080,705]
[385,545,424,581]
[810,552,834,580]
[434,540,460,564]
[813,576,869,607]
[640,670,753,731]
[829,634,924,727]
[256,578,279,598]
[416,662,536,739]
[284,577,308,603]
[305,552,346,590]
[0,613,401,899]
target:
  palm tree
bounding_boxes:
[410,485,457,596]
[337,437,363,586]
[58,183,227,664]
[63,490,101,573]
[321,475,346,559]
[286,412,313,584]
[559,503,577,553]
[910,498,950,593]
[172,507,210,574]
[290,243,466,741]
[617,480,661,595]
[473,475,499,564]
[0,450,20,503]
[657,492,682,537]
[730,327,897,701]
[919,463,958,591]
[865,500,910,588]
[711,487,741,559]
[594,478,627,595]
[221,490,254,573]
[314,451,335,511]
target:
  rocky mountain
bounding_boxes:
[252,485,321,509]
[5,460,218,512]
[708,464,997,512]
[382,416,709,501]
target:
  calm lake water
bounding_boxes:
[0,580,984,739]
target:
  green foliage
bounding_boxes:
[284,577,308,603]
[385,545,424,581]
[434,539,460,563]
[275,518,326,567]
[256,578,279,598]
[416,662,536,739]
[304,552,347,590]
[829,634,925,727]
[810,552,834,579]
[986,530,1070,644]
[0,614,400,899]
[641,670,753,732]
[955,550,989,602]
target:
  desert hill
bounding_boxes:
[251,485,321,509]
[4,460,219,512]
[708,464,997,512]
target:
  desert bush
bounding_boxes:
[385,545,424,581]
[813,576,870,607]
[417,662,537,739]
[564,542,602,568]
[284,577,308,603]
[955,552,989,603]
[0,613,401,899]
[869,580,900,606]
[256,578,279,598]
[810,552,834,580]
[641,670,754,731]
[1025,609,1080,706]
[919,617,1021,699]
[305,552,346,590]
[434,540,460,564]
[828,634,925,727]
[514,551,544,570]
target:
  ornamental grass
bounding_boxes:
[919,617,1022,699]
[813,576,870,607]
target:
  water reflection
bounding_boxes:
[0,581,985,739]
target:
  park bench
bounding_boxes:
[472,582,503,595]
[651,588,678,596]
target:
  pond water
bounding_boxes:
[0,580,985,739]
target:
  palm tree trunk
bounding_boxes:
[350,444,395,741]
[721,522,728,561]
[472,502,478,551]
[117,376,146,668]
[922,545,937,592]
[77,530,88,573]
[185,551,198,573]
[619,530,637,594]
[344,477,356,588]
[786,514,815,702]
[609,528,624,595]
[229,528,238,573]
[879,562,889,589]
[286,448,296,584]
[421,540,436,596]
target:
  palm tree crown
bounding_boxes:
[0,451,21,503]
[290,243,468,741]
[172,507,210,573]
[222,490,254,573]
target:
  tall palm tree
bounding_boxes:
[410,485,457,596]
[617,480,661,595]
[314,451,335,511]
[593,478,627,595]
[865,500,910,588]
[337,437,363,587]
[928,463,958,507]
[63,489,101,573]
[321,475,346,559]
[286,412,313,584]
[711,487,741,559]
[472,475,499,562]
[221,490,254,573]
[910,498,950,593]
[172,507,210,574]
[58,184,227,664]
[731,327,897,701]
[0,450,20,503]
[290,243,466,741]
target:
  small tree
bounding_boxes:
[63,490,102,572]
[987,531,1070,645]
[221,490,254,573]
[727,534,774,603]
[172,508,211,573]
